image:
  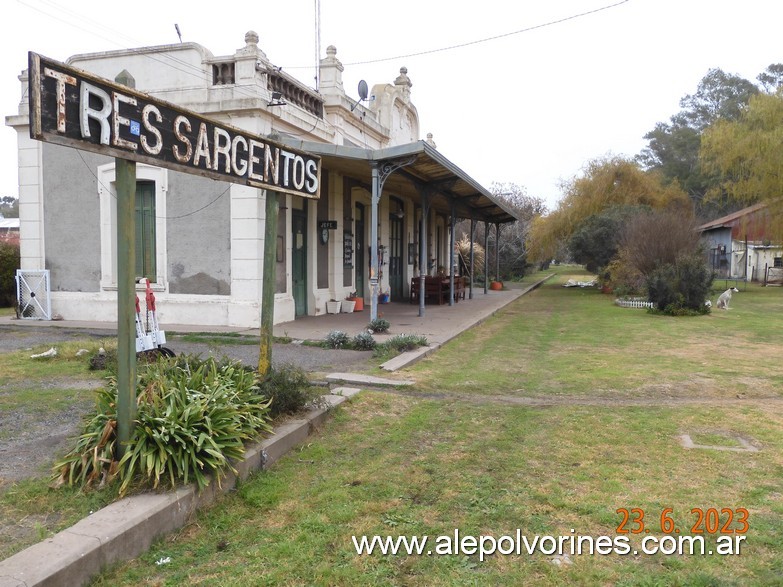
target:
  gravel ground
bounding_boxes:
[0,323,375,487]
[0,324,375,373]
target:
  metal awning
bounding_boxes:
[280,139,519,224]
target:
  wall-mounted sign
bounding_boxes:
[343,233,353,267]
[318,221,337,230]
[28,52,321,199]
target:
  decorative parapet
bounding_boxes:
[267,68,324,118]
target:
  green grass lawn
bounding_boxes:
[411,269,783,400]
[86,270,783,586]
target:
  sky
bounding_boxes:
[2,0,782,211]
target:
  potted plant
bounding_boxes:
[490,280,503,291]
[326,299,341,314]
[341,298,356,313]
[346,291,364,311]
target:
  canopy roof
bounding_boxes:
[281,139,519,224]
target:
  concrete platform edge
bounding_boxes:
[0,395,351,587]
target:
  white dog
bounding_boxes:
[715,287,739,310]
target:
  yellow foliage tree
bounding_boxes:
[527,156,690,262]
[700,91,783,238]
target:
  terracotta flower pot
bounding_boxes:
[490,281,503,291]
[349,296,364,311]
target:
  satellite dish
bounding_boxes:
[351,80,370,112]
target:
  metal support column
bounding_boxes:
[369,156,417,321]
[448,199,456,306]
[418,188,432,317]
[469,218,475,299]
[495,222,501,281]
[370,164,380,321]
[484,220,489,294]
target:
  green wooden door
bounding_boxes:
[389,214,403,300]
[135,181,156,281]
[355,203,365,297]
[292,211,307,316]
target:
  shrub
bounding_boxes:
[621,210,701,277]
[602,247,646,297]
[373,334,428,358]
[351,331,377,351]
[569,206,649,273]
[0,235,20,307]
[367,318,390,333]
[324,330,349,349]
[646,253,713,315]
[53,355,272,495]
[257,362,324,418]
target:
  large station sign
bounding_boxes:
[28,52,320,198]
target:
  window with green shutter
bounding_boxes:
[135,181,156,281]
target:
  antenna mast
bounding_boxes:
[314,0,321,91]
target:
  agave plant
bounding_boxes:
[53,356,273,495]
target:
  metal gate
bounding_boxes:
[15,269,52,320]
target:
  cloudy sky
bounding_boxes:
[2,0,781,210]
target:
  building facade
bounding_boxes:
[7,32,515,326]
[699,203,783,283]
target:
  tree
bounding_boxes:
[457,183,546,279]
[637,67,763,218]
[757,63,783,93]
[568,205,648,273]
[637,120,707,199]
[527,156,689,263]
[0,196,19,219]
[678,68,759,131]
[700,91,783,236]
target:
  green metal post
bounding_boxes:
[115,69,137,458]
[115,158,136,458]
[258,190,279,376]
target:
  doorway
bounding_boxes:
[292,211,307,317]
[355,203,365,297]
[389,198,404,301]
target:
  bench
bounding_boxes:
[410,276,465,305]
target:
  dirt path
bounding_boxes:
[365,387,783,408]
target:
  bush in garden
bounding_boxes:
[351,331,377,351]
[324,330,349,349]
[601,248,646,296]
[0,234,20,307]
[257,362,324,418]
[367,318,390,333]
[373,334,428,358]
[646,253,713,315]
[53,355,272,495]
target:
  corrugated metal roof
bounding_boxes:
[697,203,767,231]
[281,139,519,224]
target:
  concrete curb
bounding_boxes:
[0,394,351,587]
[380,273,555,372]
[325,373,413,387]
